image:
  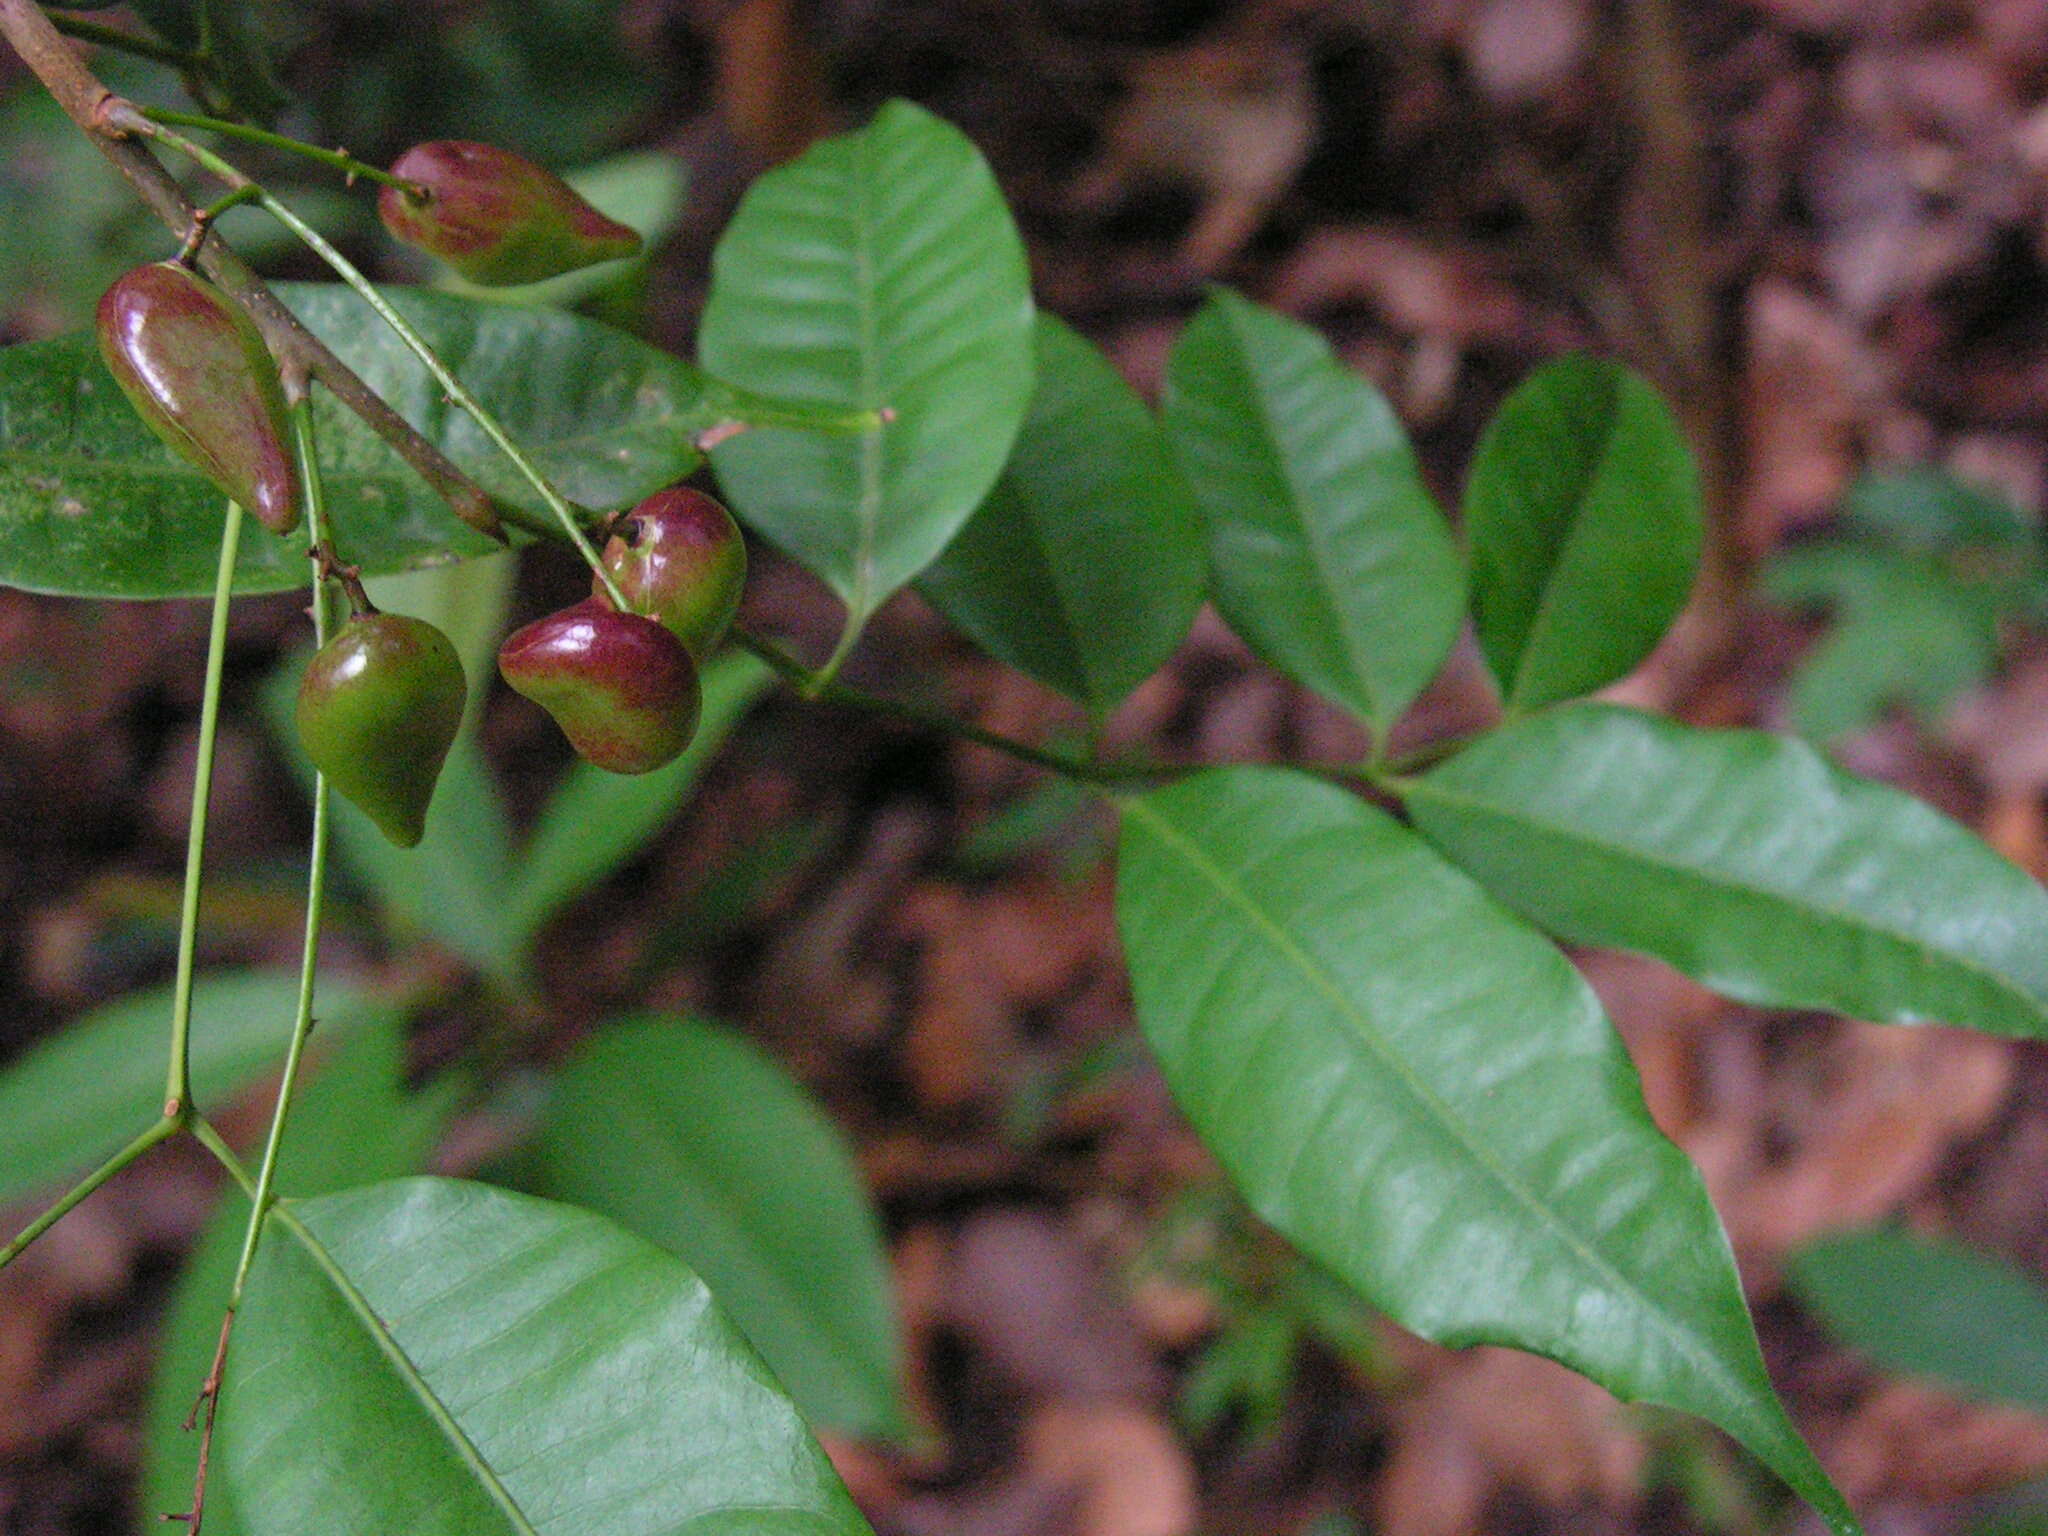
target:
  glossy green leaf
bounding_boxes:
[532,1016,904,1441]
[698,99,1034,643]
[1463,355,1701,711]
[1116,768,1855,1533]
[138,1014,457,1535]
[0,971,362,1210]
[221,1176,872,1535]
[0,283,706,599]
[1161,289,1462,736]
[509,652,772,942]
[1404,704,2048,1036]
[1787,1227,2048,1413]
[919,315,1203,710]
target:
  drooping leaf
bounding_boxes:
[0,284,706,599]
[920,314,1203,710]
[1463,355,1701,712]
[138,1013,458,1535]
[1404,704,2048,1036]
[1160,289,1462,736]
[698,99,1034,645]
[508,651,772,941]
[1787,1227,2048,1414]
[1116,768,1855,1533]
[221,1177,872,1535]
[0,971,362,1210]
[532,1016,906,1441]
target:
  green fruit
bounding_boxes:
[595,487,747,658]
[295,613,467,848]
[498,597,700,774]
[377,141,642,286]
[96,262,300,535]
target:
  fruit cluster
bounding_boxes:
[94,139,739,848]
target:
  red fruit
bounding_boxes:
[595,487,746,658]
[96,262,300,535]
[498,597,700,774]
[378,141,641,286]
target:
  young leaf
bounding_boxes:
[1116,768,1856,1533]
[1787,1227,2048,1413]
[1403,704,2048,1036]
[531,1015,907,1441]
[221,1177,873,1535]
[0,972,363,1209]
[0,284,705,599]
[698,99,1034,647]
[1463,355,1702,712]
[138,1013,458,1535]
[507,651,772,942]
[919,314,1204,711]
[1161,289,1462,737]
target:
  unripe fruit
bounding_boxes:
[595,487,746,658]
[296,613,467,848]
[498,597,701,774]
[96,262,300,535]
[377,141,641,286]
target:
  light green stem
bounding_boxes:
[141,107,421,194]
[0,1116,179,1271]
[164,500,245,1117]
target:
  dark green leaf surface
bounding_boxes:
[1161,290,1462,735]
[919,315,1203,710]
[0,284,705,598]
[1463,355,1701,711]
[1788,1227,2048,1413]
[1116,768,1855,1532]
[222,1177,871,1535]
[698,100,1033,636]
[1839,466,2037,552]
[138,1015,456,1535]
[508,652,772,942]
[0,972,362,1209]
[1405,705,2048,1035]
[533,1016,906,1441]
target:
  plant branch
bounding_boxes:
[141,106,424,194]
[164,499,243,1118]
[0,1116,179,1271]
[0,0,504,541]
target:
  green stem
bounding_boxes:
[697,379,892,440]
[126,113,627,607]
[190,1116,257,1197]
[141,106,422,194]
[46,13,202,70]
[0,1116,179,1271]
[164,500,245,1118]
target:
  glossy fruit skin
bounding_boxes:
[595,487,746,658]
[96,262,300,535]
[378,141,642,286]
[296,613,467,848]
[498,597,701,774]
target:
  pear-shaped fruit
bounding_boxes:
[378,141,642,286]
[296,612,467,848]
[498,597,701,774]
[96,262,300,535]
[595,487,746,658]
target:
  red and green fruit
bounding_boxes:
[596,487,746,658]
[378,141,642,286]
[498,597,701,774]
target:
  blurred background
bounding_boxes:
[5,1,2048,1532]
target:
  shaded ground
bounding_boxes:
[5,1,2048,1532]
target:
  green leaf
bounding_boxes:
[1787,1227,2048,1414]
[1115,768,1855,1533]
[0,971,363,1209]
[508,651,773,942]
[1463,355,1702,712]
[0,284,705,599]
[698,99,1034,643]
[1839,466,2037,552]
[531,1016,906,1442]
[138,1013,457,1535]
[919,314,1204,710]
[221,1177,872,1535]
[1403,704,2048,1036]
[1160,289,1462,736]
